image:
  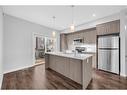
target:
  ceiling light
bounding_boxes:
[70,5,75,32]
[52,16,56,38]
[92,14,96,17]
[70,24,75,32]
[52,31,56,38]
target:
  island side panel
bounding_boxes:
[45,54,49,69]
[82,56,92,89]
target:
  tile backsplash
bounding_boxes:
[68,43,96,52]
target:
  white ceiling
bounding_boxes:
[2,6,127,31]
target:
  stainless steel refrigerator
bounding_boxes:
[98,35,120,74]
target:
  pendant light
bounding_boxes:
[52,16,56,38]
[70,5,75,32]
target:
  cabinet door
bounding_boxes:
[96,23,107,35]
[90,30,97,43]
[96,20,120,35]
[74,33,78,39]
[67,34,74,50]
[83,30,96,44]
[49,55,56,70]
[55,56,68,75]
[87,30,96,44]
[60,34,64,51]
[80,32,84,42]
[69,59,82,84]
[92,54,96,68]
[82,57,92,89]
[106,20,120,34]
[60,34,68,51]
[83,31,88,43]
[66,34,70,49]
[54,56,70,77]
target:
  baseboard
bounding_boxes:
[120,73,127,77]
[3,65,34,74]
[0,74,3,89]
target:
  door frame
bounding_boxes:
[32,33,57,66]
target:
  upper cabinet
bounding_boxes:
[60,34,68,51]
[60,28,97,50]
[96,20,120,35]
[83,29,97,44]
[66,33,75,50]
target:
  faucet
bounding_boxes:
[74,50,78,56]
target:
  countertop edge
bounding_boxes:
[45,52,93,60]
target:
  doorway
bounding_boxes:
[33,34,57,66]
[34,34,45,65]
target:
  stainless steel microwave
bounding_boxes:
[73,38,84,45]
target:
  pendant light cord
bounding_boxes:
[53,16,56,29]
[71,5,74,24]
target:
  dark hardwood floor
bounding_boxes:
[2,64,127,90]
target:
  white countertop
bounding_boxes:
[45,52,93,60]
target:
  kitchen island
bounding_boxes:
[45,52,93,89]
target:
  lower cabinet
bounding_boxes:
[47,54,93,89]
[49,55,56,70]
[49,55,82,84]
[55,56,69,76]
[69,59,82,84]
[92,54,96,68]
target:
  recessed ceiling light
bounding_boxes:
[92,14,96,17]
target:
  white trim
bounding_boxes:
[0,74,3,89]
[120,73,127,77]
[0,6,3,90]
[32,33,35,66]
[45,37,57,52]
[32,33,46,66]
[120,9,127,78]
[3,64,34,74]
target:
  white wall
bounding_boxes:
[125,19,127,57]
[0,7,3,88]
[125,13,127,76]
[120,9,127,77]
[3,14,60,73]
